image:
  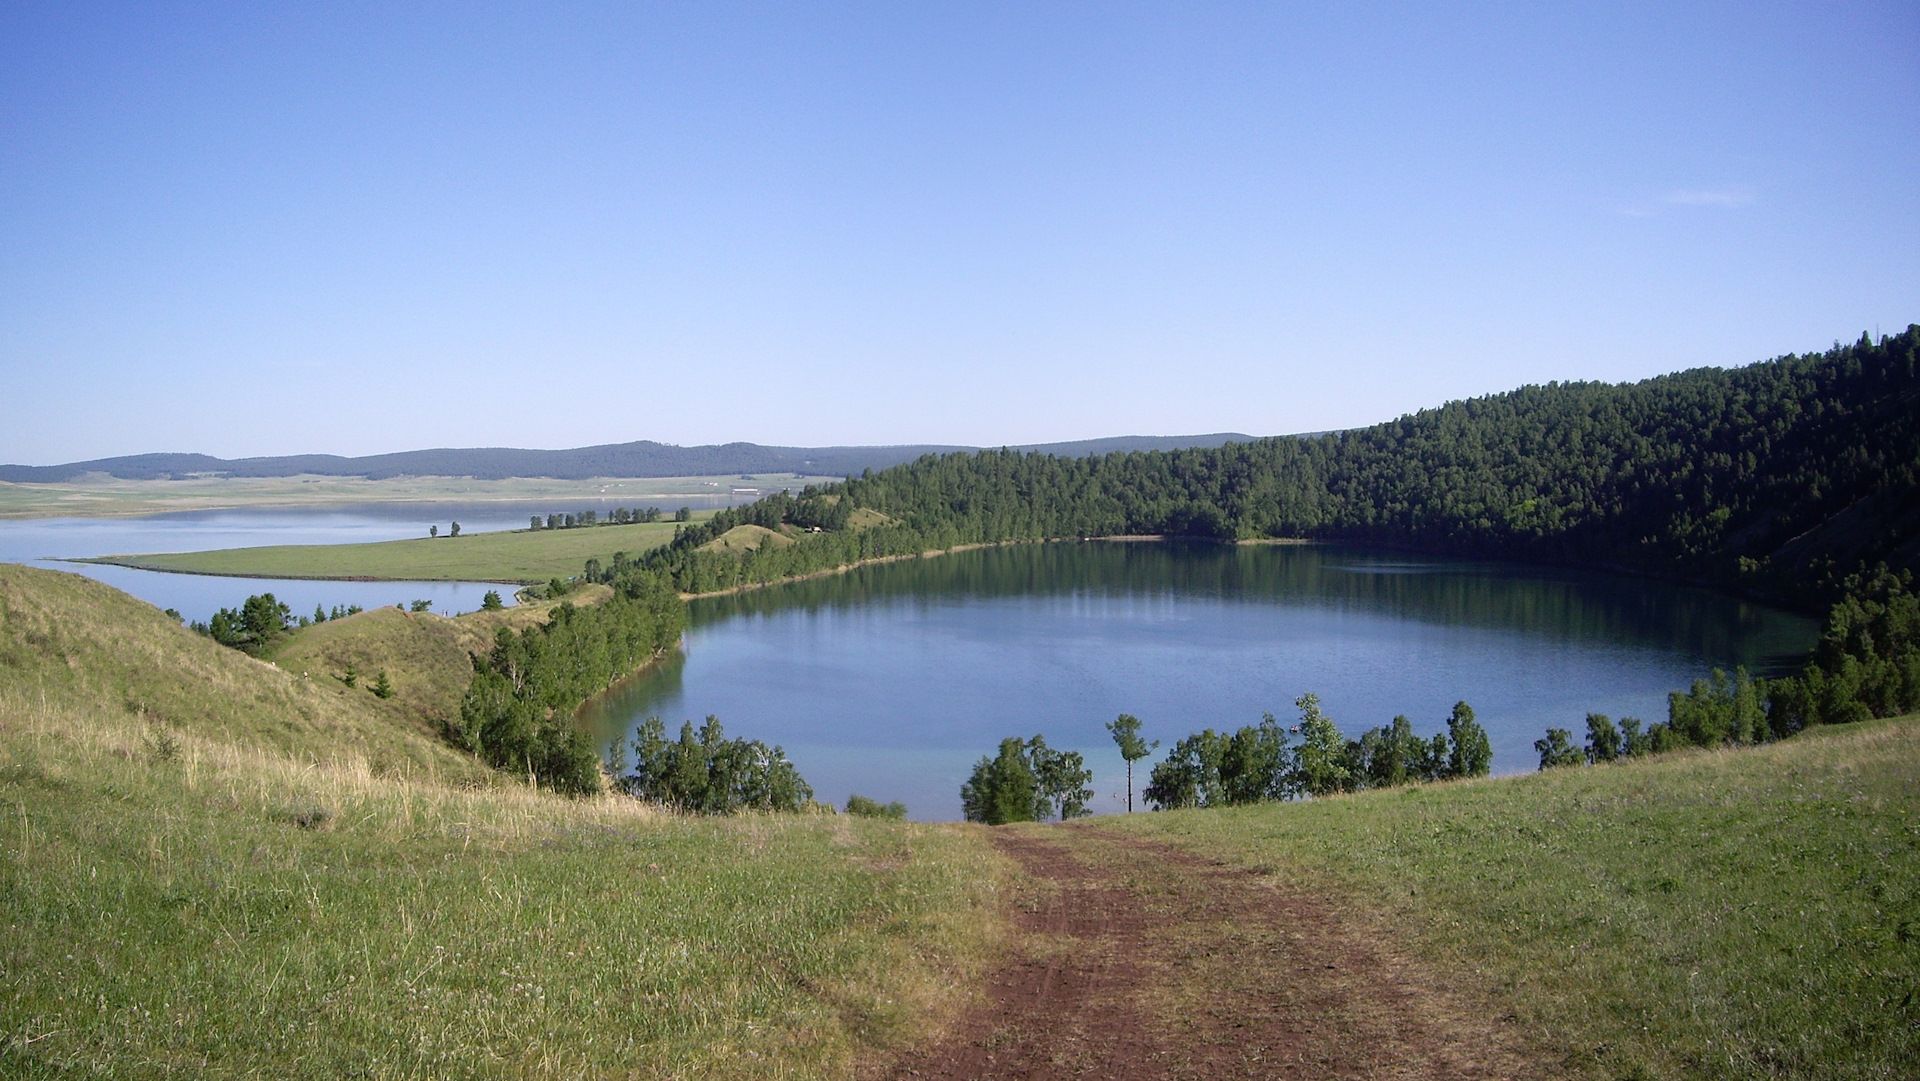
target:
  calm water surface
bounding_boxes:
[581,541,1819,820]
[0,496,745,621]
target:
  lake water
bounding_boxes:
[580,540,1820,820]
[0,495,753,622]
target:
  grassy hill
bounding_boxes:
[261,584,613,735]
[698,523,799,553]
[0,564,487,780]
[81,519,702,583]
[0,565,1005,1078]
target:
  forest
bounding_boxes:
[638,329,1918,611]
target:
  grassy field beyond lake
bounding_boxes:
[80,516,711,583]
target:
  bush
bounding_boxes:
[1534,728,1584,770]
[844,794,907,819]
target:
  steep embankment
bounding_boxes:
[0,564,486,779]
[0,565,1005,1079]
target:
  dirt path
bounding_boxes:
[877,826,1544,1081]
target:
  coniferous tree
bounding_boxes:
[1106,713,1157,813]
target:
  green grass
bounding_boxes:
[0,474,836,520]
[1105,722,1920,1080]
[0,565,1009,1078]
[80,519,714,584]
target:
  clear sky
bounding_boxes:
[2,2,1915,465]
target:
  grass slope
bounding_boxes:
[0,565,485,781]
[82,519,707,583]
[1107,720,1920,1080]
[699,524,798,553]
[261,585,614,735]
[0,566,1007,1078]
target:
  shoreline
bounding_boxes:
[677,534,1318,600]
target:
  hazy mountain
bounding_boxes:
[0,434,1261,484]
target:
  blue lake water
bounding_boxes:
[579,541,1820,821]
[0,495,750,621]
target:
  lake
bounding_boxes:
[580,540,1820,820]
[0,494,755,622]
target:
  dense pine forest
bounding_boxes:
[642,328,1918,611]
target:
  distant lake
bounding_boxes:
[0,495,751,621]
[580,541,1820,821]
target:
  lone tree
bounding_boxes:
[429,524,438,538]
[449,521,461,538]
[1106,713,1158,812]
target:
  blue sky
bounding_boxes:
[2,2,1915,464]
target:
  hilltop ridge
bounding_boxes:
[0,433,1260,484]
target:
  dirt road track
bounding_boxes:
[876,827,1545,1081]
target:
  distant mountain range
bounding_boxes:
[0,434,1262,484]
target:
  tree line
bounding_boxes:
[1534,568,1920,770]
[448,568,686,794]
[526,506,690,531]
[190,593,370,653]
[1142,695,1491,809]
[618,329,1917,612]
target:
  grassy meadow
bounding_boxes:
[81,518,713,584]
[0,474,833,520]
[0,565,1008,1078]
[1106,719,1920,1080]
